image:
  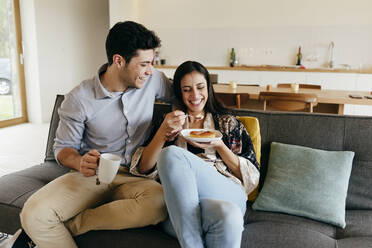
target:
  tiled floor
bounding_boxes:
[0,123,49,177]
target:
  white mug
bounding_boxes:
[97,153,121,184]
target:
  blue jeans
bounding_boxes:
[157,145,246,248]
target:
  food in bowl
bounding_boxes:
[189,130,216,138]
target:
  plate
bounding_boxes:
[181,129,223,143]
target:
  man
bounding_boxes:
[8,21,182,248]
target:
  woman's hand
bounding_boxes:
[187,138,242,181]
[139,110,186,174]
[160,110,186,141]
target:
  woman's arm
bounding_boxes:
[137,110,186,174]
[215,142,243,180]
[186,116,259,181]
[186,139,243,180]
[218,120,260,177]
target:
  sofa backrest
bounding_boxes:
[45,95,65,161]
[234,108,372,210]
[45,95,372,210]
[44,95,173,162]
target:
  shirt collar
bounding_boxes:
[94,63,115,99]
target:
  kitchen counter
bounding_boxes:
[155,65,372,116]
[155,65,372,74]
[213,84,372,114]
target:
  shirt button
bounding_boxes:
[124,110,128,115]
[127,139,131,143]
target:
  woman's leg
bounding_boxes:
[158,146,204,248]
[200,199,244,248]
[160,217,178,238]
[157,145,246,248]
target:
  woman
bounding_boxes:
[130,61,260,248]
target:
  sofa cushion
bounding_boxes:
[75,227,180,248]
[344,118,372,210]
[237,116,261,162]
[0,161,69,234]
[253,142,354,228]
[244,201,372,248]
[242,221,337,248]
[336,237,372,248]
[245,202,336,238]
[336,210,372,238]
[0,162,68,208]
[237,116,261,201]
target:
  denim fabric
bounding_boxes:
[157,145,246,248]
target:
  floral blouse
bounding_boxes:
[130,112,260,196]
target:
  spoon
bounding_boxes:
[186,114,204,120]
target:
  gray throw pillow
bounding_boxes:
[253,142,354,228]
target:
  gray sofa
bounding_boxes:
[0,94,371,248]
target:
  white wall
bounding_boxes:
[20,0,109,123]
[20,0,41,123]
[110,0,372,70]
[109,0,138,28]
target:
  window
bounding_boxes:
[0,0,27,127]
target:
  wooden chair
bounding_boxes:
[259,91,318,113]
[210,74,218,84]
[277,83,322,90]
[215,92,250,109]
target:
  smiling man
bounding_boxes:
[8,21,174,248]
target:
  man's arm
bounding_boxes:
[57,148,100,177]
[54,93,99,177]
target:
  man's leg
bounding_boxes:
[66,172,167,236]
[20,171,111,248]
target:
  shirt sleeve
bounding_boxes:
[53,93,86,163]
[129,146,159,179]
[218,116,260,194]
[236,121,260,194]
[237,155,260,195]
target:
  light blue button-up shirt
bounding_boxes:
[54,64,173,166]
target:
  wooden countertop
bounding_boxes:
[213,84,372,106]
[155,65,372,74]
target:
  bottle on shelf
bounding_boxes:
[296,46,302,66]
[230,48,237,67]
[154,51,161,65]
[328,41,335,69]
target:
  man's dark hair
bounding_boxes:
[105,21,161,65]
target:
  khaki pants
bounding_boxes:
[20,167,167,248]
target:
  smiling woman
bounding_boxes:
[0,0,27,127]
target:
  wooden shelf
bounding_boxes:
[155,65,372,74]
